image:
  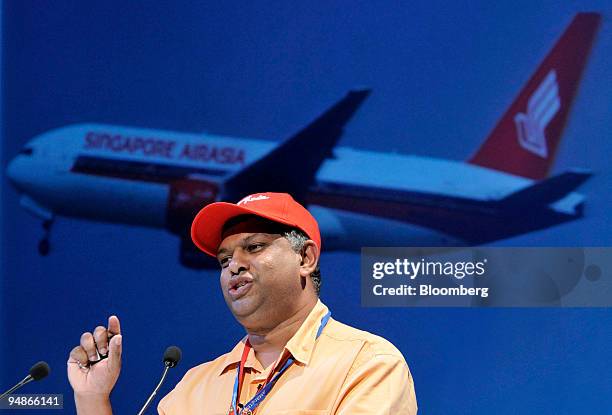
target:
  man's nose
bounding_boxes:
[228,249,249,275]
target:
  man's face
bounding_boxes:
[216,217,305,329]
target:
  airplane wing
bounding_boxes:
[222,89,371,203]
[498,170,592,207]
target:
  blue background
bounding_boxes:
[2,2,612,414]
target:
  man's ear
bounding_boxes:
[299,240,319,277]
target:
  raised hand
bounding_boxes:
[67,315,122,406]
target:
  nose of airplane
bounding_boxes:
[6,156,25,190]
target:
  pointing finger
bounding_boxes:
[108,315,121,337]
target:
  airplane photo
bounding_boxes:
[6,13,599,268]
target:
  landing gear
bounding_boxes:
[38,238,50,255]
[38,219,54,256]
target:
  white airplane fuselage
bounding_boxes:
[7,123,584,251]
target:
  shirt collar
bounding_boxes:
[218,300,329,376]
[218,336,262,376]
[284,299,329,365]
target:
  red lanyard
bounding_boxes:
[235,341,251,406]
[228,340,292,415]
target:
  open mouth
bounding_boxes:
[228,279,253,299]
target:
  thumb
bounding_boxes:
[108,334,122,372]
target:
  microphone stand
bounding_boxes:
[136,363,172,415]
[0,375,35,401]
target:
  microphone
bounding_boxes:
[163,346,182,368]
[0,361,51,401]
[136,346,182,415]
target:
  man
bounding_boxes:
[68,192,418,414]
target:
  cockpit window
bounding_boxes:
[18,147,33,155]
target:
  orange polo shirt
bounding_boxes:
[158,300,417,414]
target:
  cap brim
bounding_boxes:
[191,202,300,257]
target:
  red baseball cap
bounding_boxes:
[191,192,321,257]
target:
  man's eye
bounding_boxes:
[247,243,264,252]
[218,257,231,268]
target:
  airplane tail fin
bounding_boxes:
[469,13,600,180]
